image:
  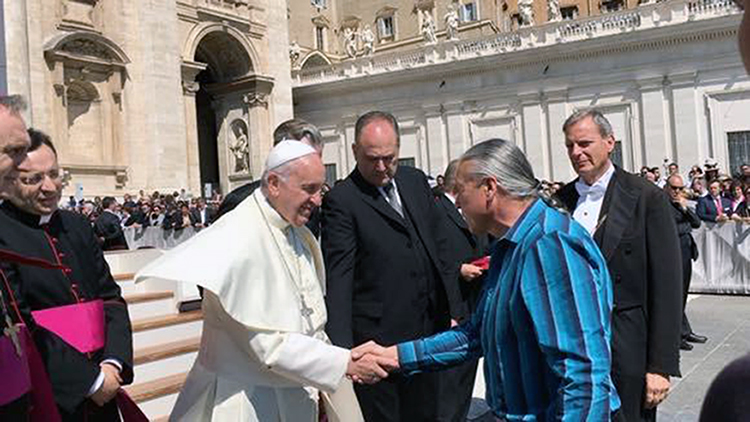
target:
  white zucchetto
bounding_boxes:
[265,140,317,171]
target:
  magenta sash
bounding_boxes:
[0,324,31,405]
[30,299,148,421]
[0,324,61,421]
[31,300,105,354]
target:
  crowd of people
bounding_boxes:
[62,189,222,231]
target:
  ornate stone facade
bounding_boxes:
[292,0,750,184]
[2,0,293,198]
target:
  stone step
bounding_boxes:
[124,372,187,419]
[124,291,176,320]
[113,273,137,294]
[105,249,163,276]
[133,337,200,384]
[131,311,203,350]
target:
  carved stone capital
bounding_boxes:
[243,92,268,108]
[182,80,200,95]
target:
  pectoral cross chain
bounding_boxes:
[300,294,315,330]
[3,314,22,357]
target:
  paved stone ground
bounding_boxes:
[658,294,750,422]
[469,294,750,421]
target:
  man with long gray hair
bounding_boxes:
[353,138,621,420]
[557,109,682,422]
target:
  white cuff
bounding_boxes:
[87,370,105,397]
[101,358,122,372]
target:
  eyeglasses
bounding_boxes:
[668,185,685,191]
[17,170,62,186]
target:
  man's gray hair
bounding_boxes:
[273,118,323,150]
[562,109,614,139]
[443,159,460,192]
[0,95,27,114]
[460,139,540,200]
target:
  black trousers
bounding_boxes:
[0,393,30,421]
[436,358,479,422]
[354,371,441,422]
[613,371,657,422]
[60,399,120,422]
[679,243,693,339]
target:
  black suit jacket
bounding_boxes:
[435,193,490,319]
[557,167,682,379]
[93,211,128,250]
[322,166,460,348]
[0,204,133,412]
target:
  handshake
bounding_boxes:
[345,341,400,385]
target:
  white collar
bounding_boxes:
[39,214,52,225]
[443,192,457,206]
[260,192,291,231]
[575,162,615,199]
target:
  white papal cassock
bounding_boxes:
[135,190,361,421]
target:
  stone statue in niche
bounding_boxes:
[420,9,438,44]
[229,122,250,173]
[444,5,460,41]
[548,0,562,21]
[289,41,301,66]
[344,27,358,59]
[518,0,535,26]
[360,25,375,56]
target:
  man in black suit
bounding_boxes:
[191,198,215,228]
[664,174,707,351]
[93,197,128,250]
[1,130,133,420]
[322,111,461,421]
[556,109,682,422]
[695,179,732,222]
[434,159,490,422]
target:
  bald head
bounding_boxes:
[0,95,30,193]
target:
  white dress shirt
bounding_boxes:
[573,163,615,235]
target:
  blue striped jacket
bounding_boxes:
[398,198,620,421]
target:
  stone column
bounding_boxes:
[669,73,702,170]
[638,76,671,169]
[444,101,467,161]
[181,61,206,195]
[424,104,449,177]
[520,94,548,179]
[2,0,31,120]
[545,89,573,182]
[243,91,271,179]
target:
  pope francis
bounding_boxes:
[135,141,391,421]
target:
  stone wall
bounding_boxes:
[293,0,750,182]
[2,0,293,198]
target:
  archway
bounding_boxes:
[300,52,332,71]
[192,31,253,193]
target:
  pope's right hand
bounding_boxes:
[347,341,399,384]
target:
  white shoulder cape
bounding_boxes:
[134,190,325,332]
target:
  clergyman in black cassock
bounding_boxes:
[2,133,133,421]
